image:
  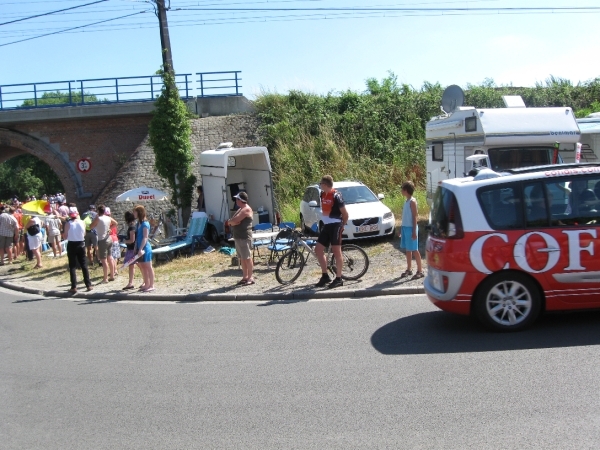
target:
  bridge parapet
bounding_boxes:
[0,71,242,111]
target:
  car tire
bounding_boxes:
[208,225,220,243]
[473,272,541,332]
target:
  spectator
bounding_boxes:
[399,181,423,280]
[25,214,43,269]
[196,185,205,211]
[57,202,69,219]
[106,207,121,276]
[227,191,254,286]
[121,210,138,290]
[11,205,23,259]
[91,204,118,283]
[133,205,154,292]
[63,206,92,293]
[0,205,19,265]
[45,213,63,258]
[83,205,98,265]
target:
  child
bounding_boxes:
[399,181,424,280]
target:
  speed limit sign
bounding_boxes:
[76,158,92,173]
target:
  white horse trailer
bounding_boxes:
[199,144,277,241]
[425,86,581,204]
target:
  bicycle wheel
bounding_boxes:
[275,249,306,284]
[329,244,369,280]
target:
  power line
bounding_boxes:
[174,6,600,12]
[1,7,596,39]
[0,0,108,26]
[0,9,150,47]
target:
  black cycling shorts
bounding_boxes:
[317,222,343,247]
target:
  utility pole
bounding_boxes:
[155,0,174,74]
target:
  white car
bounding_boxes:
[299,181,395,240]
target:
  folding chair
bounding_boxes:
[252,222,273,261]
[152,215,208,261]
[267,227,294,264]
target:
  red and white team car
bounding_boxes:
[425,163,600,331]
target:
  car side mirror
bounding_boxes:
[308,201,318,207]
[378,193,385,200]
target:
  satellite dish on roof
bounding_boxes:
[441,85,465,114]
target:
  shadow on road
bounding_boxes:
[371,310,600,354]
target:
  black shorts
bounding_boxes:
[317,222,343,247]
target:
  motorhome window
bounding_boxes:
[477,184,523,229]
[227,157,236,167]
[432,142,443,161]
[488,147,560,171]
[465,117,477,132]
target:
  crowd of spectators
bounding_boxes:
[0,192,73,267]
[0,193,155,293]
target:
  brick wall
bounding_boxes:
[9,115,151,210]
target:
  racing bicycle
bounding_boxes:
[274,228,369,285]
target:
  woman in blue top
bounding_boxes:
[133,205,154,292]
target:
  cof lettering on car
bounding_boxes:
[469,229,597,275]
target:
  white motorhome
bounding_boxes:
[565,113,600,163]
[425,86,581,203]
[199,143,277,241]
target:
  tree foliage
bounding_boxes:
[148,68,195,212]
[21,90,101,107]
[0,154,64,201]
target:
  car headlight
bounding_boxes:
[383,212,393,220]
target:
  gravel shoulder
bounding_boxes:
[0,232,427,298]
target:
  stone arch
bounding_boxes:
[0,128,91,202]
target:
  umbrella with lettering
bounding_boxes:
[115,187,169,202]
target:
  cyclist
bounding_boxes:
[315,175,349,288]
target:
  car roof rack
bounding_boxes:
[502,162,600,175]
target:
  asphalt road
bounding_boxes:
[2,287,600,449]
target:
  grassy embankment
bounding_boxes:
[255,74,600,224]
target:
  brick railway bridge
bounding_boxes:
[0,88,259,220]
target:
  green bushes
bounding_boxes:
[256,74,441,220]
[255,74,600,222]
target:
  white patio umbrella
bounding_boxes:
[115,187,169,202]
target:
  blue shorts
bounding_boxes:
[400,226,418,251]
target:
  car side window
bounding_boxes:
[477,184,523,229]
[310,188,320,206]
[547,176,600,226]
[524,182,550,227]
[303,188,311,203]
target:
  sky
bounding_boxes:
[1,0,600,103]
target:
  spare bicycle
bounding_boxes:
[274,229,369,285]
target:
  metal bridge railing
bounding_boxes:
[197,71,241,97]
[0,71,242,110]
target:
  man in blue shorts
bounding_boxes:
[315,175,349,289]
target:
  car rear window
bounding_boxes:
[430,187,463,238]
